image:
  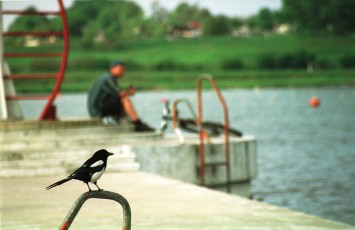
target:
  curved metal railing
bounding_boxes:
[59,191,131,230]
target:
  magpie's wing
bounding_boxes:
[69,165,89,177]
[81,156,105,168]
[69,160,105,179]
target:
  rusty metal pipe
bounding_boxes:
[196,75,231,191]
[172,98,199,143]
[59,191,131,230]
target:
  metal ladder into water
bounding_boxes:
[1,0,69,120]
[172,75,232,192]
[197,75,231,192]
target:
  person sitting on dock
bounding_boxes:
[87,60,154,132]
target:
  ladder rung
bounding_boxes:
[198,161,228,168]
[206,182,231,189]
[3,31,64,37]
[6,95,51,101]
[206,179,250,189]
[4,73,59,80]
[4,53,63,58]
[1,10,60,16]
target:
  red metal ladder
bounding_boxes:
[196,75,231,192]
[1,0,69,120]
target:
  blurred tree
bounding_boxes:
[256,8,274,30]
[168,3,200,27]
[230,17,245,28]
[204,15,231,36]
[282,0,355,34]
[245,15,257,29]
[7,6,52,32]
[151,1,169,23]
[167,3,212,26]
[324,0,355,34]
[66,0,104,37]
[282,0,328,32]
[80,0,144,48]
[140,1,169,38]
[6,6,53,46]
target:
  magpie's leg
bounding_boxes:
[93,182,103,191]
[86,183,92,192]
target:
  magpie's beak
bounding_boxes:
[108,152,114,156]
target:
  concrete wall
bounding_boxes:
[132,135,257,188]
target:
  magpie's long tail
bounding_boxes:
[46,178,71,190]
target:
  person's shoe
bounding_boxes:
[102,116,119,125]
[134,119,155,132]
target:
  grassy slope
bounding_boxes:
[10,34,355,92]
[68,34,355,67]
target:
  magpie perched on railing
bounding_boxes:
[46,149,114,191]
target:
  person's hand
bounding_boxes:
[127,84,136,96]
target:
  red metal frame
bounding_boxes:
[196,75,231,190]
[2,10,60,16]
[2,0,69,120]
[4,73,59,80]
[40,0,69,120]
[6,95,51,101]
[4,53,63,58]
[3,31,64,37]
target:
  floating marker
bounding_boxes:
[309,97,320,108]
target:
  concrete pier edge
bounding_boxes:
[1,171,353,229]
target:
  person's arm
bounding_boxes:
[119,84,136,98]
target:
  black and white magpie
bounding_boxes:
[46,149,114,191]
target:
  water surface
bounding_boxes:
[20,87,355,225]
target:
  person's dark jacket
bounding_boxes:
[87,72,120,117]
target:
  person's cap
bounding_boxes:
[111,60,123,68]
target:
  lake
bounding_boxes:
[20,87,355,225]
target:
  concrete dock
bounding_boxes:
[1,119,258,197]
[1,171,352,229]
[1,120,354,229]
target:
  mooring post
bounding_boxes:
[59,191,131,230]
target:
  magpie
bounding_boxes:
[46,149,114,191]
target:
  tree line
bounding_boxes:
[6,0,355,49]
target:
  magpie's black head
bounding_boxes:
[93,149,114,159]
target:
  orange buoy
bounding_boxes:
[309,97,320,108]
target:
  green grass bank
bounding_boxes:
[6,34,355,92]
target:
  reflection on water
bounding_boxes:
[20,87,355,225]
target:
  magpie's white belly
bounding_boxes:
[90,167,106,183]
